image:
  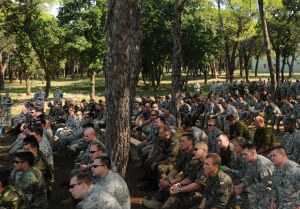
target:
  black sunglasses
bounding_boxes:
[92,164,106,168]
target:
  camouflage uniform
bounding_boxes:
[34,91,45,109]
[271,159,300,209]
[2,95,13,122]
[221,103,239,131]
[207,128,222,153]
[222,153,245,184]
[94,171,130,209]
[76,184,122,209]
[34,151,54,197]
[264,102,281,126]
[218,143,238,169]
[203,102,214,128]
[165,114,176,131]
[292,103,300,127]
[39,138,53,168]
[276,103,293,127]
[190,126,207,142]
[13,167,48,209]
[228,121,251,141]
[0,185,30,209]
[282,130,300,164]
[241,155,274,209]
[190,170,235,209]
[253,126,274,155]
[239,101,250,121]
[52,89,63,104]
[161,159,206,209]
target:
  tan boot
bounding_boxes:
[142,199,161,209]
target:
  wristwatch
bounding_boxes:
[179,187,183,192]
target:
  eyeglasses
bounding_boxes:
[92,164,106,168]
[89,150,98,154]
[207,124,215,127]
[14,160,24,164]
[69,182,84,189]
[151,114,156,116]
[193,148,199,151]
[30,112,34,114]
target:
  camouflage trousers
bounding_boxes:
[247,189,271,209]
[162,192,202,209]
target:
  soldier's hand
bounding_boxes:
[159,179,169,189]
[169,184,180,194]
[269,199,277,209]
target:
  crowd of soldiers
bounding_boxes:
[1,77,300,209]
[0,86,129,209]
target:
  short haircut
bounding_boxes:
[95,156,111,169]
[181,132,194,141]
[231,137,248,148]
[0,170,11,187]
[255,116,264,123]
[225,114,236,121]
[205,153,221,166]
[82,123,95,129]
[71,172,92,186]
[85,127,96,136]
[271,146,287,155]
[155,116,166,124]
[23,135,40,150]
[151,110,159,116]
[33,126,43,137]
[195,141,208,153]
[216,132,229,141]
[242,143,256,151]
[286,118,296,125]
[91,141,106,153]
[15,151,35,166]
[85,112,94,119]
[182,121,192,128]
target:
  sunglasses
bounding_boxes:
[92,164,105,168]
[14,160,24,164]
[193,148,199,151]
[89,150,98,154]
[207,124,215,127]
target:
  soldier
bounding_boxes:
[68,173,122,209]
[143,141,207,209]
[292,95,300,128]
[226,114,251,141]
[52,87,63,104]
[207,118,222,153]
[234,144,274,209]
[163,108,176,132]
[216,133,238,169]
[263,101,281,129]
[253,116,275,155]
[0,169,30,209]
[201,98,214,129]
[220,99,239,132]
[182,121,207,142]
[22,136,54,198]
[195,153,235,209]
[282,118,300,164]
[276,98,293,131]
[194,82,201,96]
[270,146,300,209]
[238,97,250,121]
[2,90,13,122]
[92,156,130,209]
[179,98,191,122]
[34,87,45,110]
[12,151,48,209]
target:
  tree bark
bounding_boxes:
[129,0,142,118]
[258,0,276,95]
[171,0,186,127]
[25,76,31,95]
[287,54,296,78]
[90,70,95,100]
[0,51,10,90]
[105,0,132,177]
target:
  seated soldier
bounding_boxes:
[143,141,208,209]
[193,153,236,209]
[253,116,274,155]
[140,125,179,191]
[182,121,207,142]
[0,169,30,209]
[226,114,251,141]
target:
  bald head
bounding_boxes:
[84,127,96,142]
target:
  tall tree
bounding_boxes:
[171,0,186,126]
[105,0,133,176]
[258,0,276,94]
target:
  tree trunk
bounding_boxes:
[258,0,276,95]
[281,53,287,82]
[90,70,95,100]
[239,46,243,77]
[171,0,186,127]
[275,50,280,83]
[129,0,142,118]
[0,51,10,90]
[25,76,31,95]
[45,73,51,98]
[254,54,260,76]
[287,54,296,78]
[105,0,132,177]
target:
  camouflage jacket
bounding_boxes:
[271,159,300,208]
[282,130,300,164]
[76,184,122,209]
[204,170,235,209]
[13,167,48,209]
[94,171,130,209]
[0,186,30,209]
